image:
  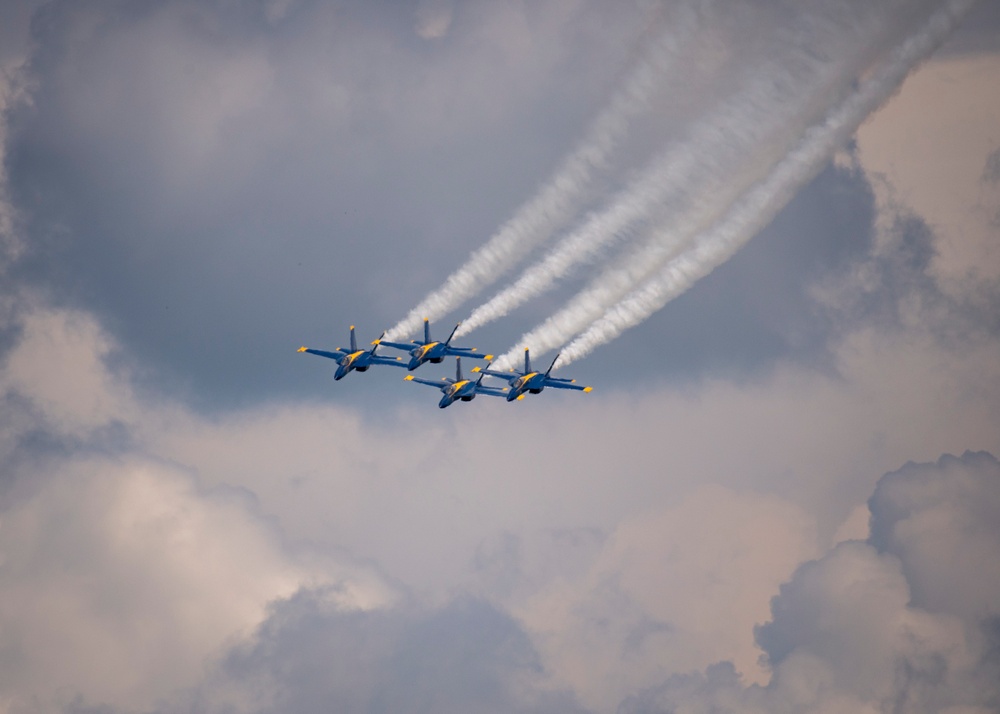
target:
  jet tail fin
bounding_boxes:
[370,330,386,356]
[349,325,357,352]
[445,322,460,346]
[544,352,561,378]
[423,318,431,345]
[524,348,531,374]
[455,356,463,382]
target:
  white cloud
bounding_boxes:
[857,53,1000,293]
[623,453,1000,713]
[515,486,817,710]
[0,308,394,714]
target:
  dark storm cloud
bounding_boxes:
[6,0,649,406]
[7,0,965,408]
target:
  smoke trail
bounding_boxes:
[383,5,704,341]
[456,4,887,339]
[489,0,949,370]
[554,0,976,366]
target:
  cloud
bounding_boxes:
[0,4,998,712]
[0,306,393,714]
[4,0,650,404]
[163,594,588,714]
[511,486,818,710]
[622,451,1000,714]
[869,451,1000,624]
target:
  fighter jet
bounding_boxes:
[473,348,592,401]
[297,325,404,380]
[403,357,508,408]
[376,318,493,371]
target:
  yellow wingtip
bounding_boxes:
[297,346,308,352]
[404,375,414,381]
[471,366,481,373]
[349,325,355,330]
[583,386,593,393]
[516,394,526,401]
[484,354,494,361]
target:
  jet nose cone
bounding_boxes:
[408,359,419,371]
[506,391,518,402]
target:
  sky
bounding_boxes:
[0,1,999,713]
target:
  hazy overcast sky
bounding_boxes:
[1,1,998,713]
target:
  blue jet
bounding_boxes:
[298,325,405,380]
[473,348,592,401]
[377,318,493,371]
[403,357,508,408]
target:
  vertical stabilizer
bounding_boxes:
[545,352,561,377]
[349,325,357,352]
[423,318,432,344]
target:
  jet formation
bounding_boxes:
[298,319,591,408]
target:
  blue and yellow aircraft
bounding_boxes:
[403,357,508,408]
[297,326,405,380]
[473,349,592,401]
[376,318,493,371]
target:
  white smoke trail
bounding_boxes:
[456,4,885,339]
[463,1,933,348]
[554,0,976,366]
[490,0,948,370]
[383,5,705,341]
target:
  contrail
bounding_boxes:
[553,0,977,366]
[384,4,705,341]
[455,1,892,339]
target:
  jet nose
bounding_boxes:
[408,359,420,371]
[506,390,518,402]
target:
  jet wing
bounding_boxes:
[371,355,407,368]
[475,386,509,398]
[377,339,420,351]
[444,347,493,360]
[298,347,348,361]
[472,366,519,380]
[403,375,450,389]
[544,379,592,392]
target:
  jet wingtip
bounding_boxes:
[404,375,414,381]
[471,366,481,373]
[297,346,308,352]
[583,386,593,393]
